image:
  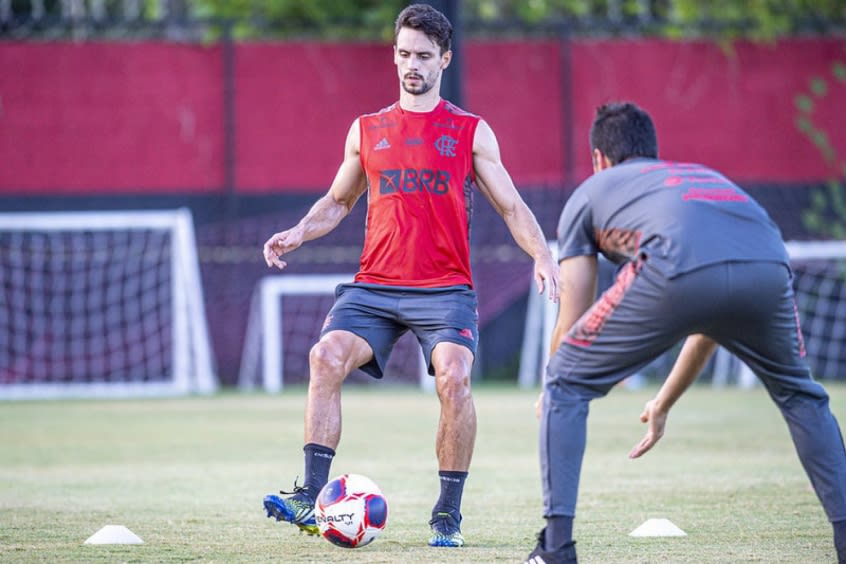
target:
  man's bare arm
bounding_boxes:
[629,334,719,458]
[549,255,597,357]
[473,119,559,301]
[263,120,367,269]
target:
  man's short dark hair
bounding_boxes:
[395,3,453,54]
[589,102,658,165]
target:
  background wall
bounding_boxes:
[2,38,842,194]
[1,37,844,383]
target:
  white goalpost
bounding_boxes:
[238,274,430,393]
[0,208,217,399]
[519,240,846,388]
[518,242,559,389]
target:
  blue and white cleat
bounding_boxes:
[263,482,319,536]
[428,512,465,547]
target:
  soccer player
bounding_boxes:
[525,102,846,564]
[261,3,559,548]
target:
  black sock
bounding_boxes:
[303,443,335,498]
[834,519,846,563]
[432,471,468,521]
[546,515,574,551]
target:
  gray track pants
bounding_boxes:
[541,258,846,523]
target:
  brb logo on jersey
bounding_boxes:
[380,169,451,195]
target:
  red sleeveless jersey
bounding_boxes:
[356,99,480,288]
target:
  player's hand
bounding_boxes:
[262,228,304,270]
[628,398,668,459]
[534,391,543,420]
[534,254,559,303]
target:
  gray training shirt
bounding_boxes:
[556,158,790,278]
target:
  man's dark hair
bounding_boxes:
[589,102,658,165]
[395,3,453,54]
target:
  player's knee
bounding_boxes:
[434,362,472,401]
[547,379,601,406]
[309,341,347,379]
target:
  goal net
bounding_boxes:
[519,240,846,388]
[0,209,216,399]
[238,274,429,393]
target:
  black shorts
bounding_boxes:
[321,283,479,379]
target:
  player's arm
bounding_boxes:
[628,334,719,459]
[534,254,597,418]
[473,119,559,301]
[549,255,597,357]
[263,120,367,269]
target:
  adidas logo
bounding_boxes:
[374,137,391,151]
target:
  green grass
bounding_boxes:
[1,383,843,563]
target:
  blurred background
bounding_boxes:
[1,0,844,392]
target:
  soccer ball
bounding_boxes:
[315,473,388,548]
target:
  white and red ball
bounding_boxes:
[315,473,388,548]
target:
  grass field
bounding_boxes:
[1,383,843,563]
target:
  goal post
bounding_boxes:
[518,241,558,389]
[0,208,217,399]
[781,239,846,381]
[519,239,846,388]
[238,274,430,393]
[713,240,846,387]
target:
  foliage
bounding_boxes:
[650,0,845,41]
[191,0,407,40]
[7,0,842,40]
[796,47,846,239]
[187,0,846,40]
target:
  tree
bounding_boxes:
[468,0,845,40]
[6,1,840,40]
[191,0,406,40]
[796,54,846,239]
[189,0,845,40]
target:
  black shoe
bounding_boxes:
[524,528,577,564]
